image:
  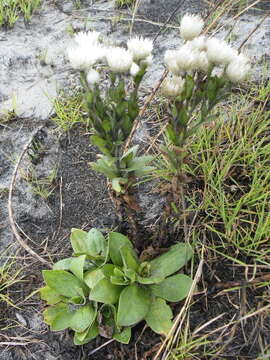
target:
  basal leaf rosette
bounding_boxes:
[108,232,193,335]
[40,228,193,344]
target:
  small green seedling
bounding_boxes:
[40,228,193,344]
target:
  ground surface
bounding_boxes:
[0,0,270,359]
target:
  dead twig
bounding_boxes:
[238,9,270,51]
[8,127,52,269]
[88,339,115,355]
[124,70,168,152]
[52,176,63,242]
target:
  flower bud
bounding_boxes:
[106,47,133,73]
[87,69,100,86]
[180,14,204,41]
[161,76,185,97]
[127,36,153,61]
[206,38,237,65]
[226,54,251,83]
[130,62,140,77]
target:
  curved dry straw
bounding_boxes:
[8,126,52,269]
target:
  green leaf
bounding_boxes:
[43,302,68,326]
[145,298,173,336]
[74,321,99,345]
[113,327,131,344]
[101,264,117,278]
[70,255,86,281]
[117,284,150,326]
[70,304,96,332]
[91,157,118,180]
[136,275,164,285]
[110,275,129,286]
[42,270,87,298]
[120,244,139,271]
[121,145,138,162]
[149,243,193,278]
[70,228,107,259]
[53,258,73,270]
[184,74,195,99]
[150,274,193,302]
[126,156,153,173]
[111,177,128,193]
[90,278,122,304]
[124,268,136,283]
[91,135,110,156]
[108,232,134,266]
[50,305,74,331]
[40,286,65,305]
[165,124,178,145]
[84,268,104,289]
[87,228,107,257]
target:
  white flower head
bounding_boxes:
[176,44,198,72]
[226,53,251,83]
[130,62,140,77]
[161,76,185,97]
[127,36,153,61]
[206,38,238,65]
[187,35,207,52]
[67,47,88,70]
[74,31,100,46]
[194,51,210,72]
[106,47,133,73]
[87,68,100,86]
[67,44,106,70]
[180,14,204,41]
[164,50,181,75]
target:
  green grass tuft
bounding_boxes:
[0,0,41,29]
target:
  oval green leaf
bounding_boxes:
[117,284,150,326]
[53,257,73,270]
[145,297,173,336]
[90,278,122,305]
[108,232,134,266]
[84,268,104,289]
[149,243,193,278]
[42,270,86,298]
[70,304,96,333]
[74,321,99,345]
[70,255,86,281]
[150,274,193,302]
[113,327,132,344]
[40,286,65,305]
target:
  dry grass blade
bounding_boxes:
[153,253,204,360]
[8,127,52,269]
[124,69,168,151]
[238,9,270,51]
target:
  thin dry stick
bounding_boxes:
[146,120,168,154]
[52,176,63,242]
[153,255,204,360]
[8,127,52,269]
[238,9,270,51]
[124,69,168,152]
[129,0,141,35]
[0,341,39,346]
[88,339,115,355]
[210,0,262,35]
[153,0,185,43]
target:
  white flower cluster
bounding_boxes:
[163,13,251,95]
[67,31,153,86]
